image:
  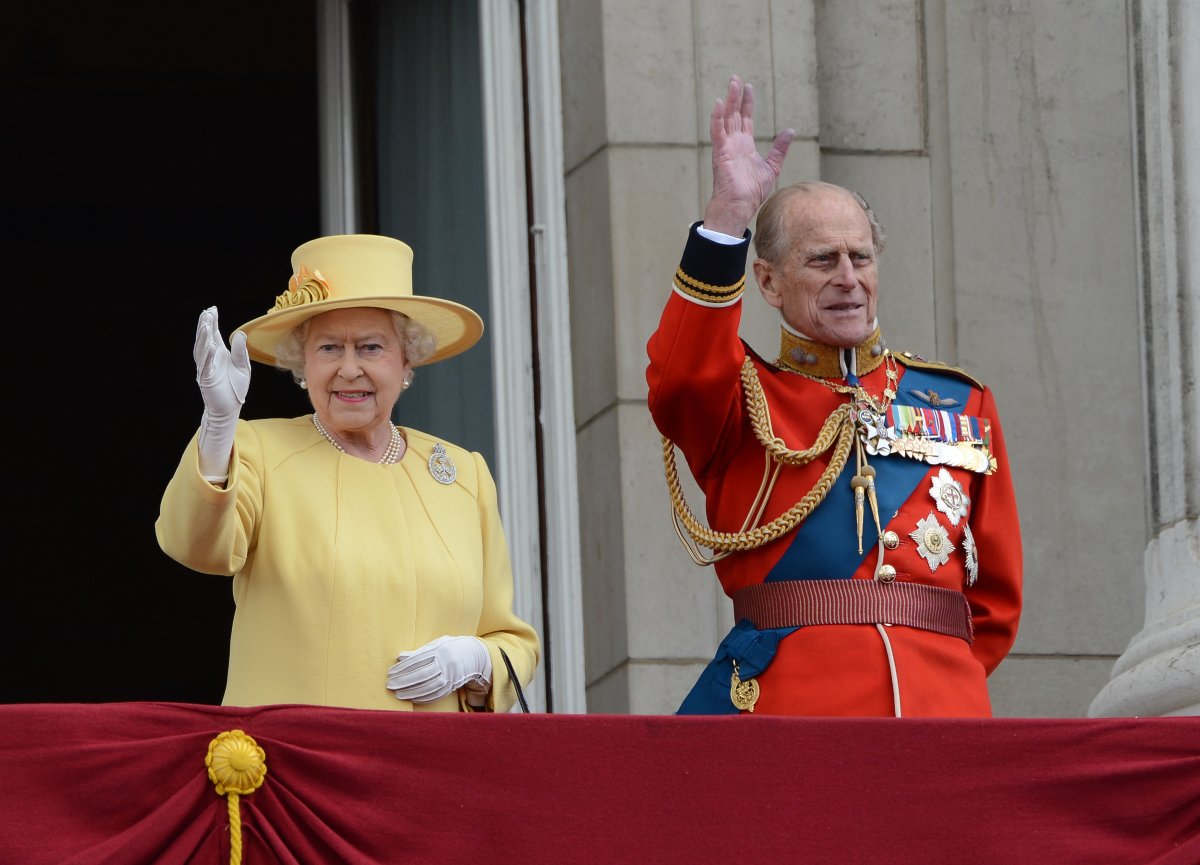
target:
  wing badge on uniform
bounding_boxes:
[909,387,959,408]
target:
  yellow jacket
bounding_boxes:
[156,416,540,712]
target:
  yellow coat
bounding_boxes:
[156,416,540,712]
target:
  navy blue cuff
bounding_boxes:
[673,222,751,303]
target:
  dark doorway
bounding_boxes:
[3,2,321,703]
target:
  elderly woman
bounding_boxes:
[156,234,540,712]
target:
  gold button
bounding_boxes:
[882,531,900,549]
[876,564,897,583]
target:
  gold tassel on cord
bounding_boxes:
[850,438,884,554]
[862,463,882,543]
[206,729,268,865]
[851,473,867,554]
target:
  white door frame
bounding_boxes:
[316,0,585,713]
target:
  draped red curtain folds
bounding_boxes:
[2,702,1197,865]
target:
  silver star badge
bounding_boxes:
[929,468,970,526]
[962,523,979,586]
[910,512,955,571]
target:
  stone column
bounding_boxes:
[1089,0,1200,717]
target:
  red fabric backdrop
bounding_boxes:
[1,702,1197,865]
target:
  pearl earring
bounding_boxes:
[299,379,307,390]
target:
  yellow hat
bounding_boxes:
[235,234,484,367]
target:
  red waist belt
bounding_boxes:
[732,579,975,644]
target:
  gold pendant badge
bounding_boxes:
[730,660,760,713]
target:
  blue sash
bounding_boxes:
[677,620,797,715]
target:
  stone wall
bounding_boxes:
[558,0,1195,717]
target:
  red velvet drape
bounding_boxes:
[2,702,1197,865]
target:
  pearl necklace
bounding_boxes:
[311,413,404,465]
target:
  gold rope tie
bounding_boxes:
[206,730,268,865]
[864,355,899,545]
[663,356,856,559]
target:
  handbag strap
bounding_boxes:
[498,647,530,713]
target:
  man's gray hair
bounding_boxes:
[753,181,886,264]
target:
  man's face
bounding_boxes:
[753,188,879,349]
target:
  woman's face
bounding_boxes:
[302,307,412,434]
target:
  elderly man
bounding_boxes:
[646,75,1022,717]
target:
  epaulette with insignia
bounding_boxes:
[894,351,984,391]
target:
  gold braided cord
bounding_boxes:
[670,448,783,565]
[742,360,855,465]
[673,266,745,302]
[662,357,856,557]
[227,795,245,865]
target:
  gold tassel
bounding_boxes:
[851,474,867,554]
[207,730,268,865]
[862,464,882,542]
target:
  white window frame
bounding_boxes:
[316,0,585,713]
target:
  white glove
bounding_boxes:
[193,306,251,483]
[387,635,492,703]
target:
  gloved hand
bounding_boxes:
[387,635,492,703]
[193,306,251,483]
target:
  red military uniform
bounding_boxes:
[647,224,1023,717]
